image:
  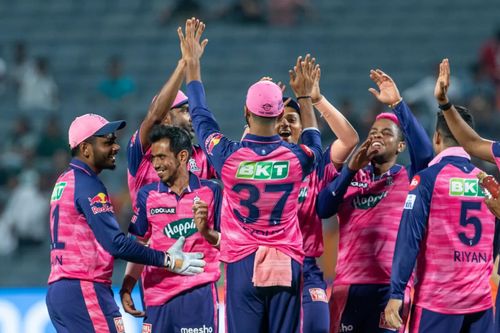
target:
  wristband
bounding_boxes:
[297,96,312,101]
[438,102,452,111]
[388,98,403,109]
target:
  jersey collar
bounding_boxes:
[428,147,470,166]
[69,158,96,177]
[158,172,201,194]
[242,133,282,144]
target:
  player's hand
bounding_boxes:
[485,196,500,219]
[311,64,322,104]
[193,200,209,234]
[289,54,320,98]
[177,17,208,63]
[368,69,402,107]
[119,288,145,317]
[384,298,403,329]
[165,236,206,275]
[347,138,378,171]
[434,58,450,105]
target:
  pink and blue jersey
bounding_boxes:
[298,147,338,258]
[316,101,434,285]
[48,159,164,285]
[127,129,216,207]
[186,81,322,265]
[128,173,221,307]
[391,147,496,314]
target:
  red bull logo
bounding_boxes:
[205,133,223,156]
[88,192,114,214]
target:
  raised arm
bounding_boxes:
[369,69,434,177]
[139,59,186,150]
[289,54,323,163]
[436,58,495,163]
[311,66,359,168]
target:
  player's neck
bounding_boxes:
[248,125,278,137]
[372,160,395,176]
[166,172,190,196]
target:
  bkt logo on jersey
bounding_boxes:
[236,161,289,180]
[51,182,67,202]
[449,178,485,197]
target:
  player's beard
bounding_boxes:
[95,151,117,170]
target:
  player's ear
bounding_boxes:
[80,141,93,159]
[396,140,406,154]
[178,149,189,164]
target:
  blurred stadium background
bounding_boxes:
[0,0,499,331]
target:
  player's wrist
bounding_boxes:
[388,97,403,109]
[120,275,137,295]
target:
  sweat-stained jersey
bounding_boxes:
[298,147,338,258]
[316,101,434,285]
[391,147,496,314]
[128,173,221,307]
[48,159,164,285]
[127,128,216,207]
[186,81,323,264]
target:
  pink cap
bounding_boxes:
[171,90,188,109]
[376,112,400,126]
[68,114,126,149]
[245,81,284,117]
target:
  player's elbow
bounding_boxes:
[316,194,335,219]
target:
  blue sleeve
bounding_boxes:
[316,166,357,218]
[128,186,150,237]
[74,175,164,267]
[316,145,333,180]
[493,141,500,158]
[390,171,434,299]
[127,130,145,177]
[202,179,223,232]
[187,81,239,175]
[298,128,323,176]
[393,101,434,178]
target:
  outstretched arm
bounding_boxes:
[139,59,186,150]
[369,69,433,177]
[311,66,359,168]
[436,58,495,163]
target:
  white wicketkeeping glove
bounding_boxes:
[164,236,206,275]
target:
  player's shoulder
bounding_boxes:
[200,178,223,193]
[138,182,159,196]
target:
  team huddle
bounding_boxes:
[45,18,500,333]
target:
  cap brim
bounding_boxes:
[93,120,126,136]
[171,99,188,109]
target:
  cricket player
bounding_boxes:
[46,114,205,332]
[179,18,323,332]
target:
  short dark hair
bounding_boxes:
[149,125,193,158]
[436,106,474,146]
[70,136,97,157]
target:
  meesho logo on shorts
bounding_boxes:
[236,161,289,180]
[449,178,485,197]
[164,218,197,239]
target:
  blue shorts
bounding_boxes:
[142,283,218,333]
[46,279,124,333]
[496,292,500,333]
[330,284,410,333]
[302,257,329,333]
[410,305,494,333]
[225,252,302,333]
